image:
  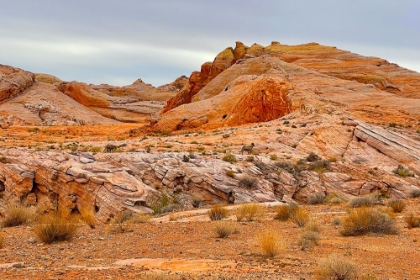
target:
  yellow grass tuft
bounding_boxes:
[208,205,229,221]
[1,203,34,228]
[33,213,80,244]
[341,207,397,236]
[258,229,286,257]
[291,208,310,227]
[235,203,264,222]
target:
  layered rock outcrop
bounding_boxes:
[0,64,35,102]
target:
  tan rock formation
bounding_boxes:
[0,64,35,102]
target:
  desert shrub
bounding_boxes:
[307,192,326,205]
[348,194,379,208]
[409,188,420,198]
[404,213,420,229]
[291,208,310,227]
[332,217,341,226]
[393,164,414,177]
[307,152,320,162]
[0,233,4,248]
[214,221,234,238]
[222,152,237,163]
[33,213,79,243]
[238,176,258,189]
[304,221,321,233]
[246,155,254,162]
[329,197,344,205]
[208,205,229,221]
[298,230,320,249]
[340,208,398,236]
[79,208,96,229]
[235,203,264,222]
[225,170,235,178]
[387,199,406,213]
[0,156,11,163]
[151,193,177,214]
[1,203,34,228]
[270,154,278,161]
[274,204,291,221]
[109,211,133,233]
[160,130,171,137]
[308,160,330,173]
[258,230,285,257]
[131,214,151,224]
[314,254,357,280]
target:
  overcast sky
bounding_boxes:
[1,1,419,86]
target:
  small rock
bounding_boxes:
[28,237,37,244]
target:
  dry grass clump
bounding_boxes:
[409,188,420,198]
[225,170,235,178]
[208,205,229,221]
[275,204,291,221]
[307,192,326,205]
[109,211,133,233]
[404,213,420,229]
[314,254,357,280]
[340,208,398,236]
[258,229,286,258]
[222,152,237,163]
[79,209,96,229]
[238,176,258,189]
[1,203,34,228]
[131,214,152,224]
[387,199,406,213]
[0,232,4,249]
[348,194,379,208]
[274,202,299,221]
[291,207,310,227]
[33,213,79,244]
[214,221,235,238]
[393,164,414,177]
[235,203,264,222]
[298,230,320,249]
[142,273,180,280]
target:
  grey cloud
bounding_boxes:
[1,1,419,86]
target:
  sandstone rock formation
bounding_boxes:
[0,64,35,102]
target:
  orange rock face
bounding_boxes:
[0,64,35,102]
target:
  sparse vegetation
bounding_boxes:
[0,156,11,163]
[151,193,178,214]
[307,192,326,205]
[225,170,235,177]
[393,164,414,177]
[208,205,229,221]
[109,211,133,233]
[315,254,358,280]
[235,203,264,222]
[341,208,398,236]
[299,230,320,249]
[214,221,234,238]
[238,176,258,189]
[291,207,310,227]
[307,152,320,162]
[348,194,379,208]
[33,213,80,243]
[1,203,34,228]
[0,233,4,248]
[246,155,254,162]
[258,229,285,257]
[409,188,420,198]
[270,154,278,161]
[222,152,237,163]
[405,213,420,229]
[131,214,151,224]
[387,199,406,213]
